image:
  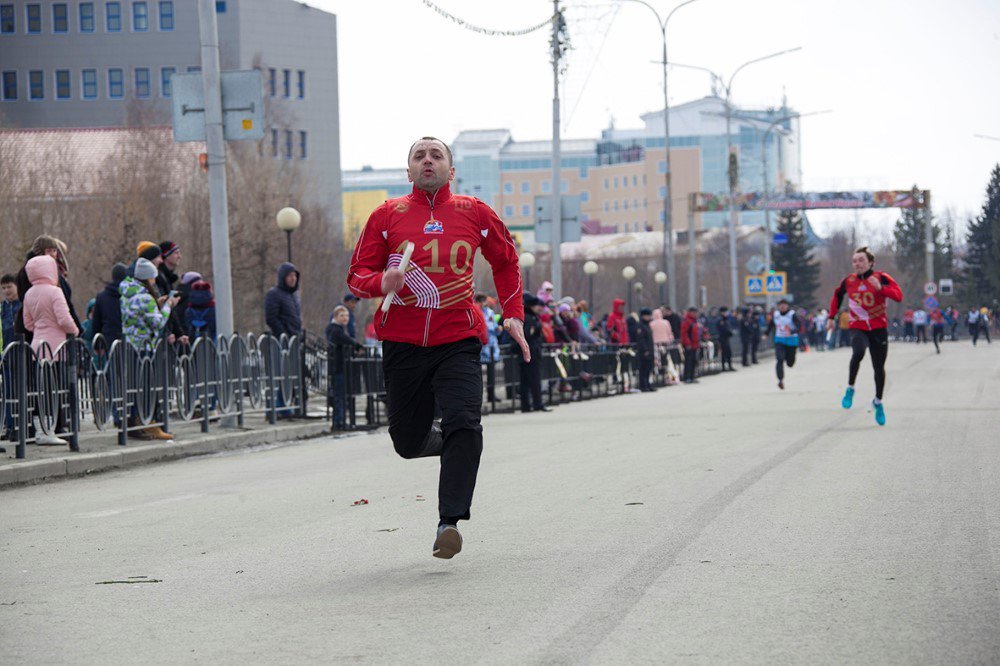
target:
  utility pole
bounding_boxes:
[923,189,934,285]
[550,1,566,297]
[198,0,234,340]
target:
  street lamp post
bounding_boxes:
[583,260,599,307]
[276,206,301,263]
[623,265,636,313]
[654,271,667,305]
[670,47,801,308]
[634,281,644,309]
[620,0,698,310]
[521,251,536,292]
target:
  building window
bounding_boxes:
[624,200,629,210]
[296,70,305,98]
[187,65,200,72]
[132,2,148,31]
[613,201,619,211]
[632,175,638,187]
[658,186,666,199]
[503,206,514,218]
[2,71,16,100]
[268,68,276,96]
[55,69,70,99]
[1,5,14,34]
[79,3,94,31]
[657,160,666,174]
[158,1,172,30]
[580,191,589,203]
[108,68,124,98]
[82,69,97,98]
[160,67,173,96]
[106,2,121,31]
[26,4,40,33]
[633,199,638,209]
[520,181,529,194]
[613,177,619,189]
[215,0,226,11]
[503,182,513,195]
[541,180,551,194]
[299,131,307,159]
[603,202,609,213]
[53,3,68,32]
[284,129,292,159]
[134,67,150,97]
[561,180,568,194]
[282,69,290,98]
[603,178,609,189]
[521,204,530,217]
[271,128,278,157]
[28,70,43,99]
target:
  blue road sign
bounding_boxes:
[765,273,787,295]
[745,276,764,296]
[924,296,939,310]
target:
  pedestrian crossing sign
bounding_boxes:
[765,272,787,295]
[745,276,764,296]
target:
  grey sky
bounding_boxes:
[317,0,1000,237]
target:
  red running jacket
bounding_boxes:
[348,183,524,347]
[828,270,903,331]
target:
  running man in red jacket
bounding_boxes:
[826,246,903,425]
[348,137,529,559]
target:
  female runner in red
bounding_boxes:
[826,246,903,426]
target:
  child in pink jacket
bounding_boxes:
[22,255,80,358]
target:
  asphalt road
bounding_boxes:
[2,339,999,664]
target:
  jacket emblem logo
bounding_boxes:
[423,219,444,234]
[857,285,867,291]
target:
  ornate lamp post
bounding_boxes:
[583,260,599,307]
[275,206,301,263]
[520,251,536,292]
[622,265,637,313]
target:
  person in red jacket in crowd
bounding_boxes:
[826,246,903,426]
[680,306,701,384]
[605,298,629,344]
[348,137,529,560]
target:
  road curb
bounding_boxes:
[0,421,333,490]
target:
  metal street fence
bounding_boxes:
[0,333,304,460]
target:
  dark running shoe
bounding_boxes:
[433,524,462,559]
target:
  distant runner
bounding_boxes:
[765,299,801,390]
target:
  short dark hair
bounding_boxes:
[854,245,875,264]
[0,273,14,285]
[474,293,487,304]
[408,136,453,166]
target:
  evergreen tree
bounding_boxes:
[962,164,1000,306]
[892,189,952,298]
[773,210,820,308]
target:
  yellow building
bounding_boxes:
[342,189,388,249]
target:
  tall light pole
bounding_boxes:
[550,2,569,298]
[655,270,667,304]
[619,0,699,309]
[671,47,802,307]
[276,206,301,263]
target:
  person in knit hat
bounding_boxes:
[155,241,189,345]
[185,280,217,341]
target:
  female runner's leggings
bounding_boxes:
[849,328,889,399]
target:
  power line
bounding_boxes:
[420,0,554,37]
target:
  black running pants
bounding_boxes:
[382,338,483,524]
[849,328,889,400]
[774,343,797,381]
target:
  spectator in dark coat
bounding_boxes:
[265,262,302,339]
[185,280,217,341]
[635,307,656,392]
[92,263,128,353]
[325,305,364,429]
[264,262,301,417]
[155,241,189,346]
[739,307,760,366]
[1,273,20,347]
[342,293,358,339]
[519,294,548,413]
[717,306,736,371]
[662,306,682,340]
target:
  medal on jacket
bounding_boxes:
[423,215,444,235]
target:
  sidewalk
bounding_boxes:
[0,411,336,489]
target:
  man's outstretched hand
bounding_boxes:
[504,318,530,362]
[380,269,405,295]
